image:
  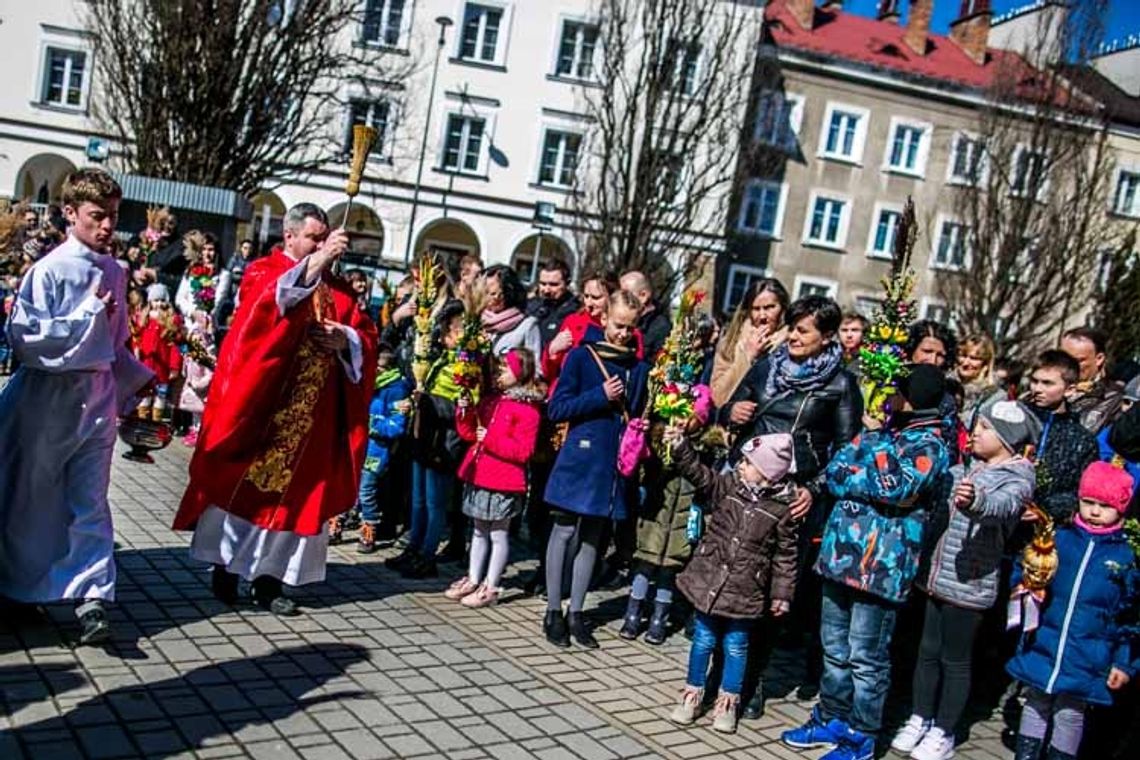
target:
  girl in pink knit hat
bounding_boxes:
[1005,460,1138,760]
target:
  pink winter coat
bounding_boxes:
[456,389,543,494]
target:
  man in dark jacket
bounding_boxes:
[620,270,671,361]
[1023,350,1098,522]
[526,259,580,348]
[1061,326,1123,435]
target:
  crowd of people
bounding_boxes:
[0,173,1137,760]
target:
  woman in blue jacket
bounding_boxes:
[1007,461,1138,760]
[543,290,648,650]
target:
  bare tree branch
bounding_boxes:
[84,0,410,196]
[572,0,762,293]
[937,0,1125,359]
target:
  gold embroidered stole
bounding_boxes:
[245,284,336,494]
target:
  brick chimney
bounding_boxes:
[949,0,992,65]
[903,0,933,56]
[877,0,901,24]
[786,0,815,31]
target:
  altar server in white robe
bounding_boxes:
[0,168,153,645]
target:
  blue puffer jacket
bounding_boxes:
[364,372,412,475]
[816,416,952,604]
[1007,523,1137,705]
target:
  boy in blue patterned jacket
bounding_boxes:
[783,364,952,760]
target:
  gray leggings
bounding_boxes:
[1019,685,1086,756]
[544,511,605,614]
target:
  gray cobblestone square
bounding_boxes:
[0,443,1026,760]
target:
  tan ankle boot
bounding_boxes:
[711,691,740,734]
[669,685,703,725]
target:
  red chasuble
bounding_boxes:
[173,249,378,536]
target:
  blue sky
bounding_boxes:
[843,1,1136,45]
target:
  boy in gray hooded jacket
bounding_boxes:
[892,399,1039,760]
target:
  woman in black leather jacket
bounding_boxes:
[718,296,863,512]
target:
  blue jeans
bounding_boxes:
[357,468,382,524]
[408,461,453,558]
[686,612,752,695]
[818,580,900,734]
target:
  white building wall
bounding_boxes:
[1,0,758,287]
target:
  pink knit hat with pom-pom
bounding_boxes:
[1078,461,1134,514]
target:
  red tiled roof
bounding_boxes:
[764,0,1032,92]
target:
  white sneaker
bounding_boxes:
[910,726,955,760]
[890,715,931,755]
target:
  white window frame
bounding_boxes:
[921,298,955,328]
[737,179,789,239]
[882,116,932,178]
[817,102,870,165]
[1009,143,1050,199]
[865,201,904,260]
[945,131,988,186]
[1111,166,1140,219]
[802,190,852,251]
[723,263,771,314]
[438,98,498,176]
[648,145,689,208]
[754,90,804,151]
[551,15,600,81]
[931,214,971,272]
[663,37,702,97]
[535,126,584,189]
[360,0,412,49]
[793,275,839,300]
[456,1,513,66]
[854,294,882,320]
[345,97,396,161]
[35,28,93,112]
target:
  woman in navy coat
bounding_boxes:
[543,290,649,649]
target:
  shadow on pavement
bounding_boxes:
[3,643,370,758]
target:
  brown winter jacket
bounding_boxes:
[673,441,800,620]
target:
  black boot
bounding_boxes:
[644,600,670,645]
[384,547,416,571]
[1044,745,1075,760]
[544,609,570,648]
[1015,735,1044,760]
[211,565,239,605]
[251,575,299,616]
[618,596,643,640]
[568,612,599,649]
[76,600,110,646]
[401,554,439,579]
[741,685,765,720]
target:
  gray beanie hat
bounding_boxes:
[977,399,1042,455]
[146,283,171,303]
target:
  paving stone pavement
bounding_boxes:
[0,441,1016,759]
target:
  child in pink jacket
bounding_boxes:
[445,347,543,607]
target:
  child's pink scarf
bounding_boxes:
[1074,514,1123,535]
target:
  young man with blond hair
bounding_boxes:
[0,168,153,644]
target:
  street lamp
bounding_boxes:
[403,15,453,270]
[528,201,556,284]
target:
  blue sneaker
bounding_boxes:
[820,727,875,760]
[781,706,846,749]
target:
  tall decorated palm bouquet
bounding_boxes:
[139,206,174,267]
[410,254,440,393]
[454,276,491,402]
[859,197,918,423]
[646,290,708,465]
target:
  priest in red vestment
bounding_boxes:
[173,203,378,615]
